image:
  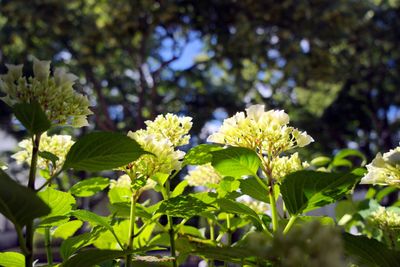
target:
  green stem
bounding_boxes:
[283,215,297,234]
[208,219,215,267]
[224,214,232,267]
[25,133,41,267]
[44,227,53,266]
[268,184,279,233]
[126,193,137,267]
[165,180,177,267]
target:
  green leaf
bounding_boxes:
[183,144,223,166]
[53,220,83,240]
[376,186,397,202]
[280,169,363,215]
[157,195,213,218]
[0,169,50,227]
[62,249,137,267]
[69,177,110,197]
[70,210,112,232]
[63,132,149,172]
[216,198,262,224]
[171,180,188,198]
[0,252,25,267]
[343,233,400,267]
[211,147,260,179]
[239,177,269,203]
[38,150,59,169]
[310,156,331,167]
[334,149,367,166]
[151,173,169,187]
[38,188,76,218]
[60,228,103,260]
[13,101,51,135]
[217,176,240,197]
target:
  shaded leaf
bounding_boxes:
[0,169,50,227]
[240,177,269,203]
[183,144,223,166]
[343,233,400,267]
[60,227,104,260]
[280,169,363,215]
[62,249,141,267]
[63,132,149,172]
[13,101,51,135]
[157,195,212,218]
[216,198,262,224]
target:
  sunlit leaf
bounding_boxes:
[63,132,149,171]
[69,177,110,197]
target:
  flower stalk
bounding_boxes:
[25,133,41,267]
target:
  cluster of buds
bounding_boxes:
[125,114,192,182]
[12,133,74,174]
[208,104,312,181]
[184,163,222,187]
[0,58,92,127]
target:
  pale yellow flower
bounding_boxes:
[237,196,268,214]
[370,207,400,230]
[142,113,192,147]
[110,174,156,191]
[12,133,74,172]
[271,152,305,181]
[360,147,400,186]
[185,163,222,187]
[126,132,185,178]
[207,104,313,156]
[0,58,92,127]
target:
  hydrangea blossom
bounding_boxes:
[237,196,268,214]
[0,58,92,127]
[360,146,400,186]
[207,104,313,156]
[184,163,222,187]
[369,207,400,230]
[12,133,74,173]
[271,153,308,181]
[124,114,192,181]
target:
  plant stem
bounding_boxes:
[25,133,41,267]
[126,193,137,267]
[224,214,232,267]
[283,215,297,234]
[268,182,279,233]
[44,227,53,266]
[208,219,215,267]
[165,180,177,267]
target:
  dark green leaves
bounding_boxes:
[183,144,223,166]
[281,169,363,215]
[69,177,110,197]
[63,132,149,171]
[216,198,262,224]
[0,169,50,227]
[343,233,400,267]
[240,177,269,203]
[211,147,260,178]
[13,101,51,135]
[157,195,212,218]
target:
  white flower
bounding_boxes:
[0,58,92,127]
[207,104,313,156]
[185,163,222,187]
[12,133,74,173]
[360,147,400,186]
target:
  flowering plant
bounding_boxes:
[0,59,399,267]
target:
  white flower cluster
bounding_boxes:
[208,104,312,181]
[12,133,74,173]
[370,207,400,230]
[184,163,222,187]
[126,114,192,180]
[207,104,313,155]
[0,58,92,127]
[360,146,400,186]
[110,174,156,192]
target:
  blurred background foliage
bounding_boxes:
[1,0,400,159]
